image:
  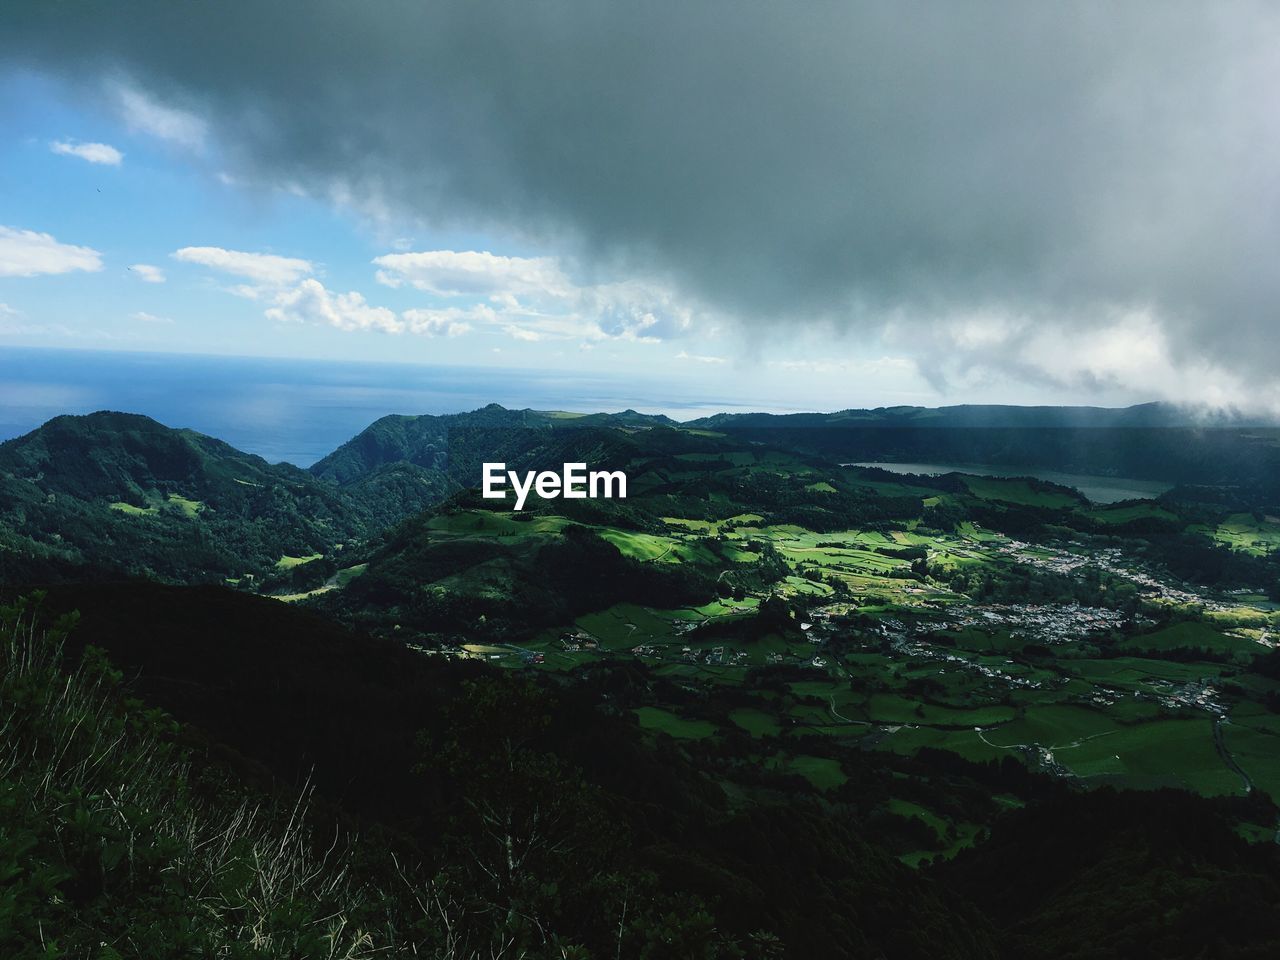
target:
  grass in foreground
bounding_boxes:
[0,597,496,959]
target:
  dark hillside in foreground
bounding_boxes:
[5,584,998,957]
[8,583,1279,958]
[943,789,1280,960]
[0,598,417,958]
[8,582,469,821]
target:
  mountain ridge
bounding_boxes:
[687,401,1280,430]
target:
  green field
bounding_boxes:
[166,494,204,517]
[787,755,847,790]
[634,706,716,740]
[276,553,322,569]
[1090,502,1178,525]
[962,476,1082,509]
[877,726,1010,764]
[1120,621,1254,659]
[865,693,1016,728]
[1056,718,1241,795]
[109,501,156,516]
[982,704,1118,748]
[730,708,782,738]
[1203,513,1280,556]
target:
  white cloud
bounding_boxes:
[187,241,696,346]
[0,226,103,277]
[947,312,1027,350]
[402,305,487,337]
[266,279,403,333]
[173,246,313,285]
[675,350,727,365]
[49,140,123,165]
[265,281,480,337]
[503,324,546,342]
[131,311,173,324]
[116,84,207,150]
[1014,309,1250,406]
[498,311,600,342]
[373,249,572,300]
[890,305,1280,414]
[372,247,700,344]
[590,281,694,342]
[129,263,166,283]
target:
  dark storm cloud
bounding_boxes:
[5,1,1279,392]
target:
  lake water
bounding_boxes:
[0,347,758,466]
[852,461,1174,504]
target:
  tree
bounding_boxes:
[417,675,614,950]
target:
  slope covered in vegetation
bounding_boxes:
[0,413,372,584]
[0,596,405,958]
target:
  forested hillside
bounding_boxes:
[0,413,377,583]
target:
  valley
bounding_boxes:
[314,446,1280,866]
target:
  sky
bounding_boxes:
[2,1,1279,414]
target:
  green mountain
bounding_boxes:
[0,411,372,583]
[311,403,675,484]
[307,404,680,527]
[0,407,707,588]
[689,401,1278,430]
